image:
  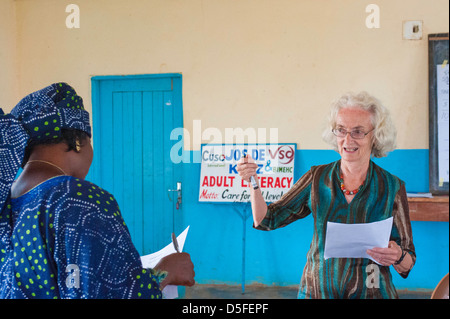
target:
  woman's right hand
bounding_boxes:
[155,252,195,290]
[236,155,258,183]
[237,155,267,227]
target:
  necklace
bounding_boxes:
[339,174,363,196]
[26,160,68,176]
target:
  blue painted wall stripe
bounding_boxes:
[87,141,446,290]
[179,148,447,290]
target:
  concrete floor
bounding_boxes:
[184,284,433,299]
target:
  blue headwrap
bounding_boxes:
[11,82,91,140]
[0,82,91,215]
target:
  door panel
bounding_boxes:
[90,75,183,255]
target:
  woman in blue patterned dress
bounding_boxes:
[0,83,195,299]
[237,92,416,299]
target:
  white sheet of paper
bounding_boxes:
[437,64,449,183]
[324,217,393,264]
[140,226,190,299]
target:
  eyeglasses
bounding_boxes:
[332,127,374,139]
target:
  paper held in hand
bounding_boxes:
[140,226,190,299]
[324,217,393,265]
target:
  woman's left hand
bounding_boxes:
[366,241,402,266]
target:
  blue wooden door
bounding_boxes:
[90,74,183,255]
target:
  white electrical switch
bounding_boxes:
[403,21,423,40]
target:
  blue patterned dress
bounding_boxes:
[0,176,164,299]
[256,160,416,299]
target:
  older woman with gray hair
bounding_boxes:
[237,91,416,299]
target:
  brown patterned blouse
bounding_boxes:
[255,160,416,299]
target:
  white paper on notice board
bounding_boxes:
[437,64,449,183]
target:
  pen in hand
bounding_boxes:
[172,232,180,253]
[242,155,259,190]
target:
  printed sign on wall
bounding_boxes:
[199,144,296,203]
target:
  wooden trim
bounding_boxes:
[408,196,449,222]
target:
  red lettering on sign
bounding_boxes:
[199,189,218,199]
[202,176,235,187]
[255,177,294,189]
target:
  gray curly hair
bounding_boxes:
[322,91,397,158]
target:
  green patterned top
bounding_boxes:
[256,160,416,299]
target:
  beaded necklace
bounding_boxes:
[339,174,364,196]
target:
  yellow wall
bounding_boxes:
[2,0,449,150]
[0,0,18,110]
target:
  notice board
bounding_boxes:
[428,33,449,195]
[199,144,296,203]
